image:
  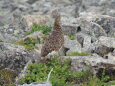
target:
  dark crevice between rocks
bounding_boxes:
[64,47,69,56]
[26,0,38,4]
[77,26,81,32]
[96,68,115,82]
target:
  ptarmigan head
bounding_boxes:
[51,9,61,28]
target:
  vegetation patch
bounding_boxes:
[80,75,115,86]
[67,34,76,40]
[19,56,91,86]
[27,23,52,35]
[13,37,39,50]
[0,38,3,42]
[17,56,115,86]
[0,69,17,86]
[67,52,91,56]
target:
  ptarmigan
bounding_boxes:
[41,11,64,57]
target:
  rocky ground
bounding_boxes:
[0,0,115,86]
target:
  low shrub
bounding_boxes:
[19,56,91,86]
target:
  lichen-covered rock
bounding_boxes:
[64,39,82,54]
[22,14,53,29]
[81,0,115,17]
[85,36,115,57]
[60,55,115,74]
[0,42,40,72]
[104,52,115,61]
[76,15,115,37]
[99,36,115,48]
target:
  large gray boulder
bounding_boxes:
[60,55,115,74]
[0,42,39,72]
[82,36,115,57]
[76,15,115,37]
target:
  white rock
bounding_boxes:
[18,82,52,86]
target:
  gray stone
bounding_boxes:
[0,42,40,72]
[75,15,115,38]
[104,52,115,61]
[81,0,115,17]
[83,39,114,56]
[18,82,52,86]
[61,17,79,35]
[93,45,114,57]
[99,36,115,48]
[76,33,97,52]
[62,24,78,35]
[60,55,115,74]
[22,14,53,29]
[25,31,43,39]
[0,0,115,42]
[64,39,82,54]
[82,35,91,51]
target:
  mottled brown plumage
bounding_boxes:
[41,12,64,57]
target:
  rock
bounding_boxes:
[76,33,92,50]
[22,14,53,29]
[0,13,26,42]
[0,0,114,42]
[26,0,38,4]
[93,45,114,57]
[81,0,115,17]
[25,31,43,39]
[0,42,25,52]
[76,33,85,47]
[76,15,115,37]
[82,35,92,51]
[104,52,115,61]
[31,0,82,17]
[18,82,52,86]
[93,16,115,37]
[64,39,82,54]
[16,60,32,84]
[60,55,115,74]
[62,24,78,35]
[99,36,115,48]
[83,39,114,56]
[61,17,79,35]
[0,42,40,72]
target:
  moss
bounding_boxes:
[67,34,76,40]
[27,23,52,35]
[0,69,17,86]
[19,56,91,86]
[13,37,39,50]
[67,52,91,56]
